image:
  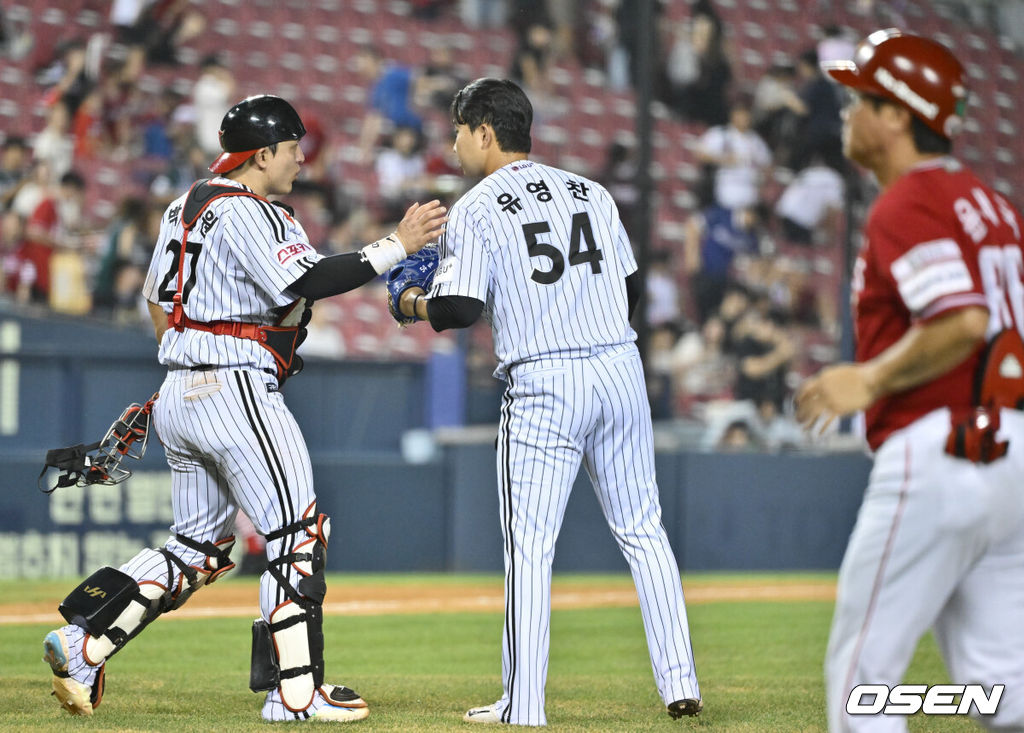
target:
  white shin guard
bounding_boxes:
[60,536,235,668]
[250,502,331,712]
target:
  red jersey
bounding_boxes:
[853,157,1024,449]
[19,196,59,296]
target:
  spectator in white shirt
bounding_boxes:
[375,125,429,221]
[32,100,75,182]
[646,249,682,328]
[816,24,856,67]
[191,54,235,160]
[774,155,845,246]
[696,98,772,211]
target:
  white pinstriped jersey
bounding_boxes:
[142,178,321,371]
[429,160,638,377]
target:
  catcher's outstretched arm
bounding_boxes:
[289,253,378,300]
[291,200,446,301]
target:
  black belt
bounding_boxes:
[168,364,217,372]
[169,364,277,377]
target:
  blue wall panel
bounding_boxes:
[313,458,447,571]
[680,453,869,570]
[446,443,502,572]
[290,361,424,455]
[0,449,872,578]
[0,306,874,578]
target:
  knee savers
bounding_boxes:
[250,504,330,712]
[59,535,235,666]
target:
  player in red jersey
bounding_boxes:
[796,29,1024,731]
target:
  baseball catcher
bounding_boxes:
[41,93,445,723]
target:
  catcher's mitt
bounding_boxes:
[386,245,439,326]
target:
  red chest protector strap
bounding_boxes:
[168,181,310,384]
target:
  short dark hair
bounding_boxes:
[451,78,532,153]
[863,94,953,154]
[799,48,819,68]
[200,53,225,70]
[722,280,750,300]
[60,170,86,190]
[358,44,382,60]
[910,115,953,154]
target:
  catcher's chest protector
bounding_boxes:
[169,181,310,383]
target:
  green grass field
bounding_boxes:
[0,573,973,732]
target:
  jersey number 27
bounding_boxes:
[523,212,603,285]
[157,239,203,303]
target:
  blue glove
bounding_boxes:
[385,245,440,325]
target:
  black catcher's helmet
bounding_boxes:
[209,94,306,173]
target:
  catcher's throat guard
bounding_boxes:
[39,394,158,493]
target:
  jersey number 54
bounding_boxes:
[522,212,603,285]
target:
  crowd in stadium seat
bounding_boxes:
[0,0,1022,444]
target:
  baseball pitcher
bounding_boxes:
[386,78,701,725]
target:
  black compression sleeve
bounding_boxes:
[427,295,484,331]
[625,271,641,319]
[288,253,378,300]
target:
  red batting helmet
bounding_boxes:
[823,28,967,139]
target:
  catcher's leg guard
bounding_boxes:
[251,502,347,713]
[61,535,235,667]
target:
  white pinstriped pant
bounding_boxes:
[493,344,700,726]
[826,408,1024,732]
[151,367,317,621]
[63,367,320,689]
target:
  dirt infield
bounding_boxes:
[0,577,836,626]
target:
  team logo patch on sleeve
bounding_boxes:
[433,257,456,284]
[276,242,314,265]
[890,238,974,315]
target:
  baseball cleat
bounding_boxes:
[463,704,503,724]
[667,698,703,719]
[262,684,369,722]
[44,629,104,716]
[319,684,368,709]
[310,705,370,723]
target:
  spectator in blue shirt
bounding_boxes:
[356,45,423,163]
[684,203,761,324]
